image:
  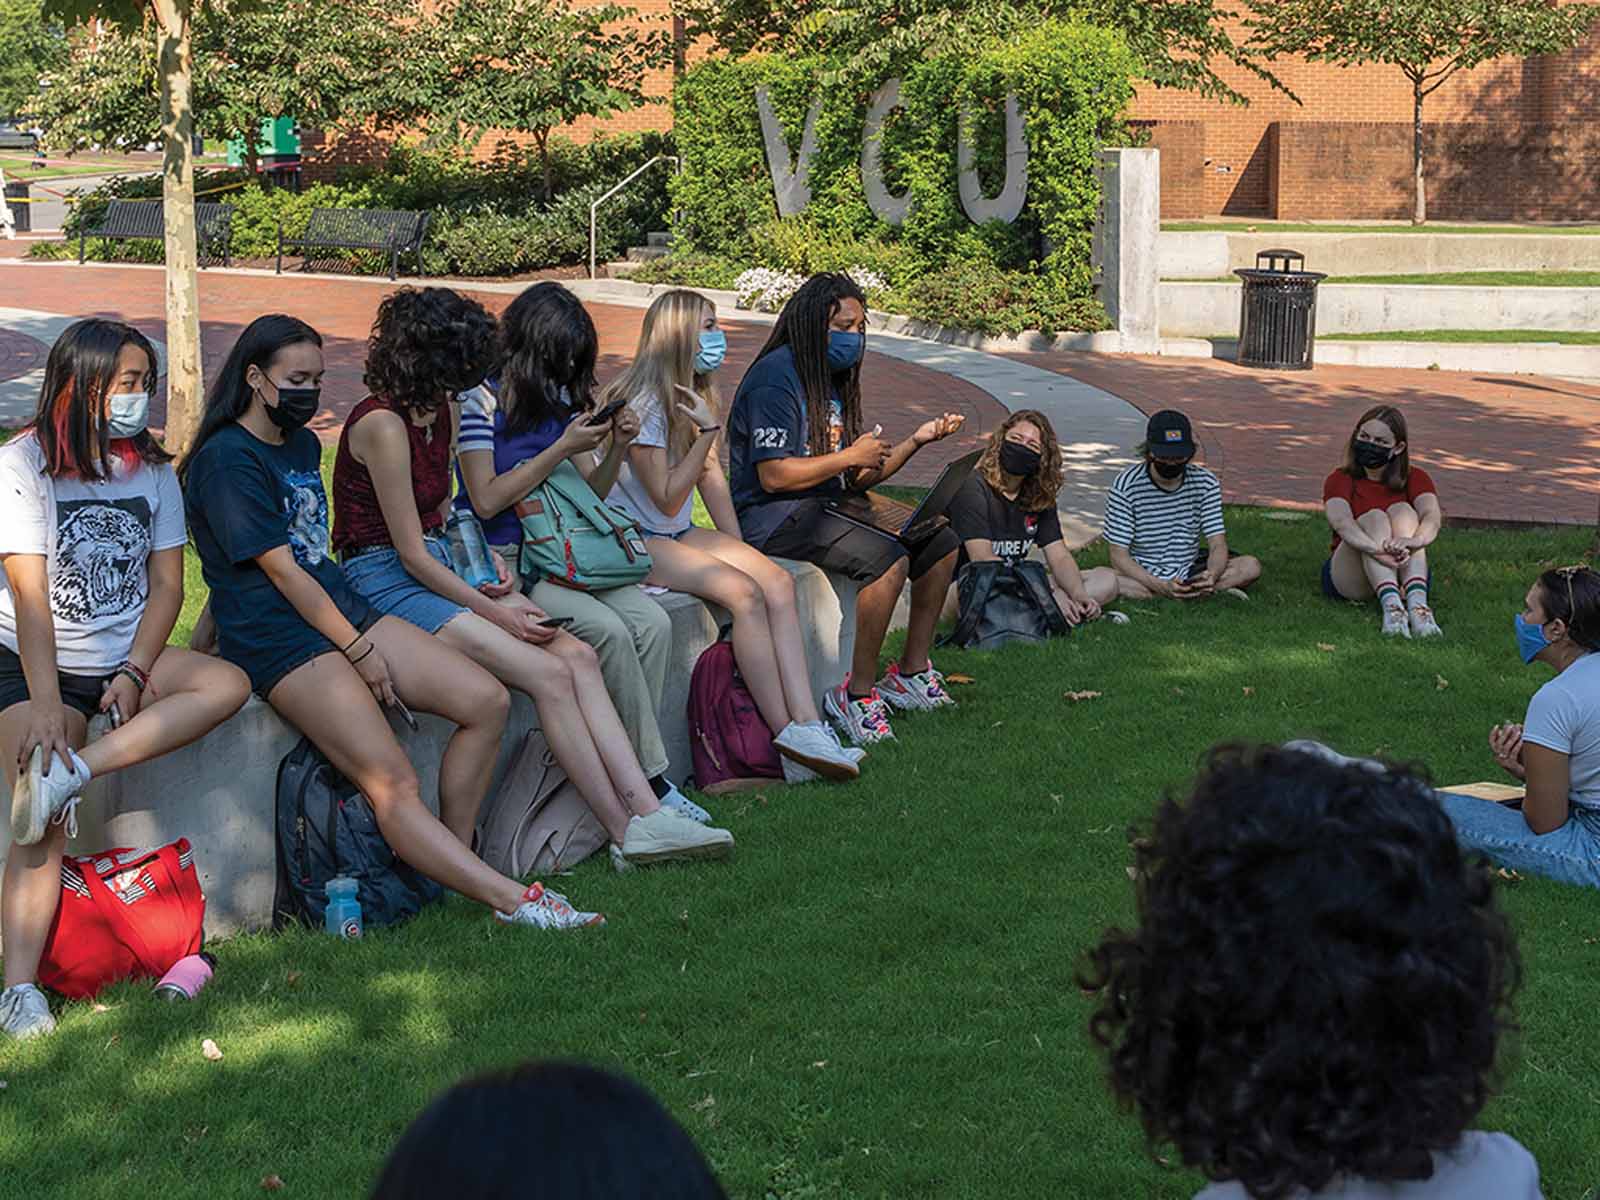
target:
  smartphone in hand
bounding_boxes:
[534,615,574,630]
[586,399,629,426]
[389,695,420,732]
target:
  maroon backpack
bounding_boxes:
[687,636,782,794]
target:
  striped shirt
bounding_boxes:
[456,384,498,454]
[1104,462,1225,579]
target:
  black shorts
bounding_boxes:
[1185,548,1250,582]
[0,643,115,720]
[756,499,960,584]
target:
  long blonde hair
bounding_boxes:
[601,289,721,461]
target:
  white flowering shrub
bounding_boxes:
[846,266,889,296]
[734,267,805,312]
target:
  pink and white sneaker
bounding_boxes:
[876,663,956,713]
[823,680,895,746]
[496,882,605,929]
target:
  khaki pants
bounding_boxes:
[492,543,672,780]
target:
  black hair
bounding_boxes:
[179,314,323,481]
[369,1061,728,1200]
[31,318,168,480]
[1535,565,1600,651]
[497,282,598,436]
[364,287,497,414]
[1082,743,1520,1200]
[755,272,866,457]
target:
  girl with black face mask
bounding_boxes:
[1321,404,1443,639]
[945,410,1120,626]
[180,315,607,932]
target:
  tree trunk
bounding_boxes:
[537,130,551,203]
[152,0,203,456]
[1411,77,1426,226]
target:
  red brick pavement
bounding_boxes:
[0,263,1000,484]
[1013,351,1600,527]
[0,327,45,383]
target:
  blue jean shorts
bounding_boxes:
[642,526,694,542]
[341,539,467,635]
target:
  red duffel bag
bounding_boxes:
[37,839,206,999]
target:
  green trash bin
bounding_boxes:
[1234,248,1326,370]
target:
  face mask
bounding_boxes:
[1151,458,1187,480]
[694,330,727,375]
[1515,613,1553,664]
[998,440,1041,478]
[265,380,320,431]
[106,391,149,438]
[826,330,865,372]
[1353,439,1393,469]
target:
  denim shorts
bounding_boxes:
[641,526,694,542]
[341,539,467,635]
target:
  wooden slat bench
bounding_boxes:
[78,199,235,267]
[276,207,430,280]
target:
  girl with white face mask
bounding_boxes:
[1,319,251,1042]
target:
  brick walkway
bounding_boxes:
[1013,351,1600,527]
[0,263,1002,480]
[4,259,1598,525]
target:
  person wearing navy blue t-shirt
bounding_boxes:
[727,273,966,747]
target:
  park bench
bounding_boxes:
[79,199,235,267]
[276,207,430,281]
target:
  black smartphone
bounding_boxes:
[389,695,420,732]
[535,615,574,629]
[586,398,629,426]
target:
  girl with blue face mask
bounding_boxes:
[593,289,860,784]
[1435,565,1600,888]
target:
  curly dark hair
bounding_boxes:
[1082,743,1521,1200]
[364,287,497,413]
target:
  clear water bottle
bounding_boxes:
[445,508,499,590]
[154,952,217,1000]
[324,876,364,939]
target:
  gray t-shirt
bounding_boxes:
[1522,650,1600,810]
[1193,1132,1541,1200]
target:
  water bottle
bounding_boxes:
[445,508,499,590]
[324,876,364,939]
[154,952,217,1001]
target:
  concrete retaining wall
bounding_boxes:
[1159,230,1600,281]
[0,562,858,943]
[1159,280,1600,338]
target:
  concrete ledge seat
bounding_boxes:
[0,560,858,943]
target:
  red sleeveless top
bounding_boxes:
[331,395,452,554]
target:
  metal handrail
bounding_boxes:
[588,154,678,279]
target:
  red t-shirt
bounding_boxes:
[1322,466,1437,552]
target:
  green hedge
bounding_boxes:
[37,134,674,276]
[670,20,1135,302]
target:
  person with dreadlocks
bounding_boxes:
[726,273,966,747]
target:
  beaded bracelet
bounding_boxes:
[116,661,149,693]
[348,644,375,667]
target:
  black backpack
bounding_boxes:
[272,737,443,932]
[950,560,1071,650]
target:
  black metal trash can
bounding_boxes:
[2,181,29,233]
[1234,248,1325,370]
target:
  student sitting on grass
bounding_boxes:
[946,409,1120,626]
[371,1060,727,1200]
[454,283,708,824]
[1104,409,1261,603]
[1084,742,1536,1199]
[1322,404,1443,638]
[595,287,859,784]
[180,315,605,934]
[1436,565,1600,888]
[726,272,967,747]
[1,320,251,1041]
[332,287,732,868]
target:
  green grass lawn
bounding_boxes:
[8,509,1600,1200]
[1162,220,1600,236]
[1327,330,1600,346]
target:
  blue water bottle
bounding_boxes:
[324,876,363,939]
[445,508,499,590]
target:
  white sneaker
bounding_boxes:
[876,663,955,713]
[495,882,605,929]
[10,745,89,847]
[814,721,866,764]
[1381,604,1411,638]
[1105,610,1131,625]
[0,982,56,1040]
[1408,604,1443,638]
[609,843,634,873]
[823,681,895,746]
[620,809,734,866]
[657,781,712,824]
[1221,587,1250,601]
[773,721,860,781]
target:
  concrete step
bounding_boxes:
[604,260,646,278]
[646,230,671,249]
[626,244,669,263]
